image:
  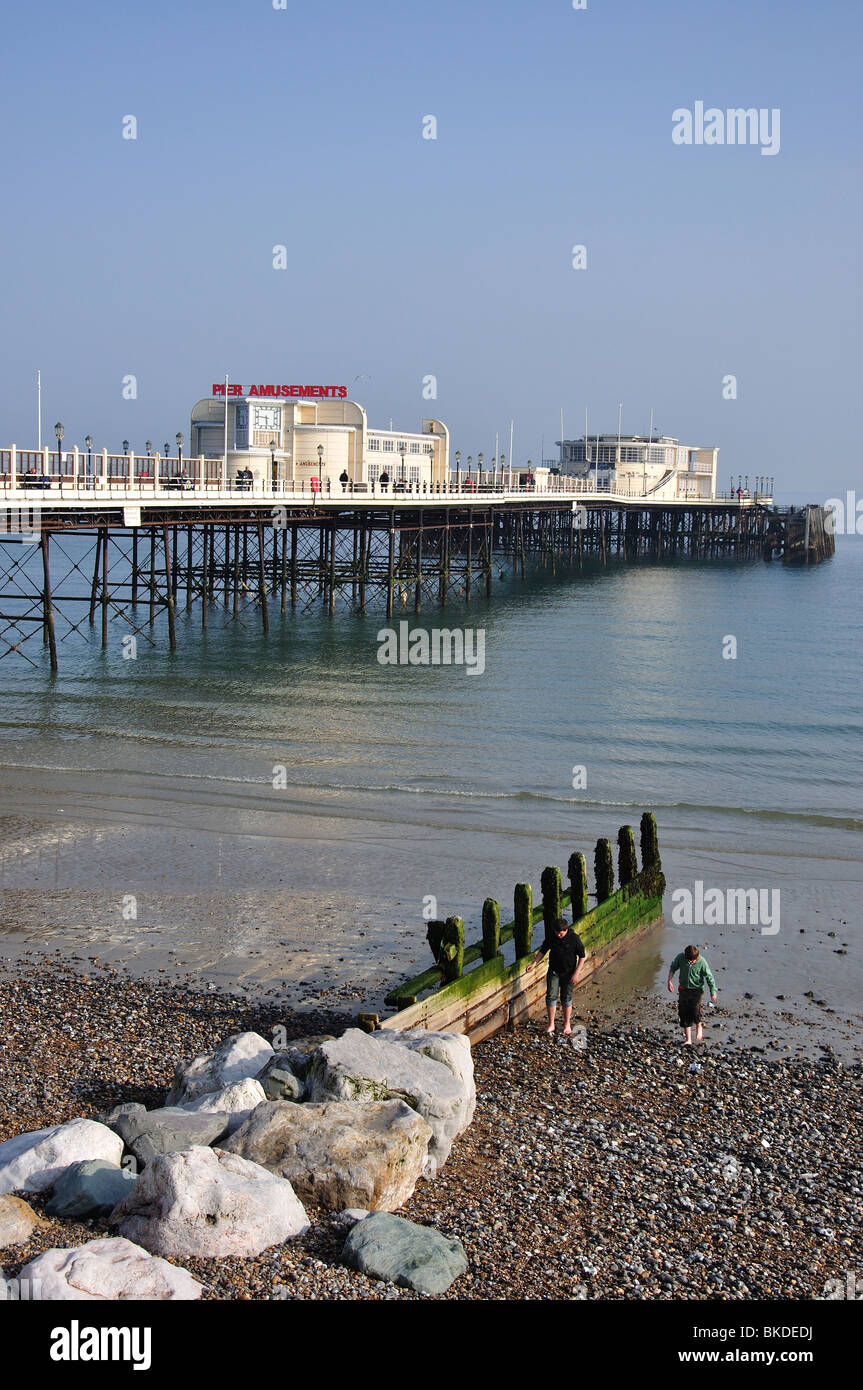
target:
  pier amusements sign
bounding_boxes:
[212,383,348,398]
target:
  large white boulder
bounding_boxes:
[180,1077,267,1134]
[222,1099,432,1211]
[379,1030,476,1131]
[165,1031,274,1106]
[20,1236,202,1300]
[0,1119,124,1196]
[112,1145,308,1259]
[306,1029,472,1175]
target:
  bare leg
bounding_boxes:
[546,1004,556,1034]
[695,1022,704,1042]
[562,1005,573,1035]
[683,1026,693,1045]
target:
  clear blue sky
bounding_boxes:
[1,0,859,494]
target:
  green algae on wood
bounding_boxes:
[482,897,501,962]
[617,825,638,887]
[540,865,562,939]
[514,882,533,959]
[594,837,615,903]
[440,916,464,982]
[568,851,588,920]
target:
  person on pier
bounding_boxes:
[667,944,717,1045]
[530,916,585,1038]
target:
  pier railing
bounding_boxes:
[0,447,772,507]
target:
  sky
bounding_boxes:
[0,0,860,496]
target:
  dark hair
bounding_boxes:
[556,917,570,933]
[684,944,699,961]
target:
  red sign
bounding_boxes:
[212,384,348,399]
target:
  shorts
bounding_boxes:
[677,987,703,1028]
[546,970,574,1009]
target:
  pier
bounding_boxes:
[0,451,832,670]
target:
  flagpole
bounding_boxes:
[223,373,229,491]
[37,369,42,449]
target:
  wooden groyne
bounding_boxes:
[375,813,666,1043]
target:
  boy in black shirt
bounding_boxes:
[530,916,586,1036]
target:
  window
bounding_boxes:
[410,442,421,454]
[409,465,420,484]
[367,462,379,482]
[382,439,394,453]
[368,438,380,451]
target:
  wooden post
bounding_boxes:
[513,881,533,958]
[481,897,501,961]
[280,525,287,615]
[540,864,562,938]
[186,525,194,610]
[40,531,58,672]
[290,522,298,608]
[162,524,177,652]
[440,916,464,982]
[131,528,138,605]
[617,824,638,887]
[640,811,660,870]
[415,510,423,612]
[567,851,588,920]
[594,837,614,903]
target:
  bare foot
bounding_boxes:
[546,1027,555,1035]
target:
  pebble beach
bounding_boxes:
[1,954,859,1302]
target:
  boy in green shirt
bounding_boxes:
[667,944,717,1045]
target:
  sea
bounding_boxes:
[0,520,860,1058]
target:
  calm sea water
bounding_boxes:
[0,533,860,1051]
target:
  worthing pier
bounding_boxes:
[0,447,833,671]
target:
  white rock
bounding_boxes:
[20,1236,202,1300]
[306,1029,471,1176]
[181,1078,267,1134]
[380,1030,476,1131]
[222,1099,432,1211]
[0,1119,124,1196]
[166,1031,274,1105]
[112,1145,308,1259]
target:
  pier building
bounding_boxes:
[557,434,719,500]
[190,387,450,493]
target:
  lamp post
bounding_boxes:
[54,421,63,480]
[499,452,506,488]
[399,445,406,484]
[270,440,277,491]
[122,439,129,455]
[455,449,461,489]
[478,451,484,487]
[145,440,152,457]
[176,432,184,480]
[85,434,92,489]
[316,443,324,499]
